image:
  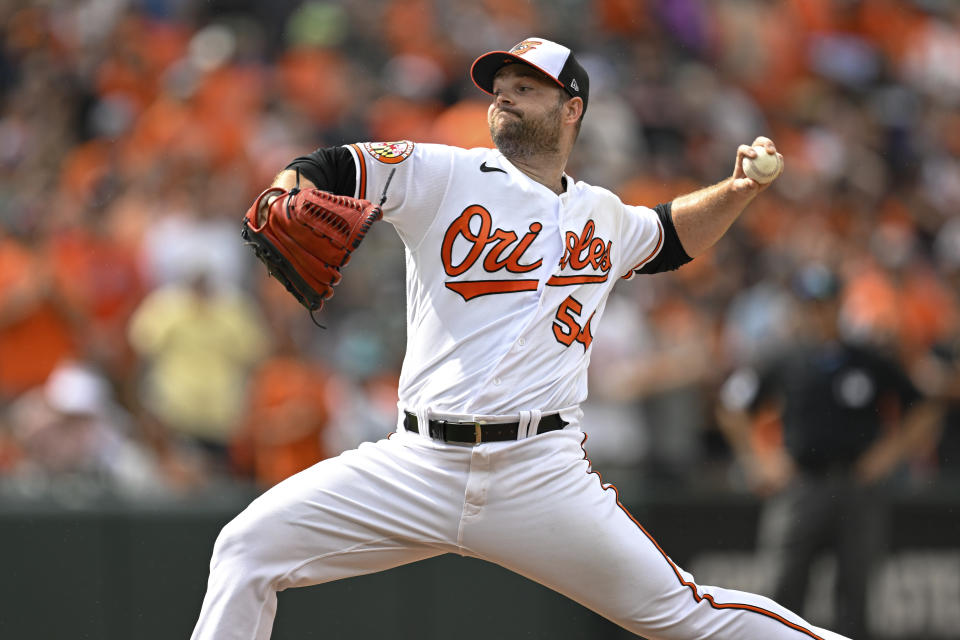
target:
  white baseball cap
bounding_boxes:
[44,361,110,416]
[471,38,590,114]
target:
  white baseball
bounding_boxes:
[742,146,782,184]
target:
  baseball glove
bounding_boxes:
[241,185,382,319]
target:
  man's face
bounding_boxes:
[488,64,565,158]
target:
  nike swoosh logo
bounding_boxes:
[480,162,507,174]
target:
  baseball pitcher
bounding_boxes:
[193,38,850,640]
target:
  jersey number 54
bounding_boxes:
[552,295,594,350]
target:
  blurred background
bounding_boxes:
[1,0,959,638]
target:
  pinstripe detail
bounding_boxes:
[546,274,608,286]
[621,217,664,279]
[348,143,367,200]
[577,434,826,640]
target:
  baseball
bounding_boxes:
[742,146,782,184]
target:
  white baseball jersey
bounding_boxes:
[345,141,663,419]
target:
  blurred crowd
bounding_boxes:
[1,0,960,503]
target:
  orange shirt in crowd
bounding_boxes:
[231,356,333,488]
[48,227,146,376]
[843,259,959,365]
[0,236,77,398]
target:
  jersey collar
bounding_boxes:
[493,151,574,198]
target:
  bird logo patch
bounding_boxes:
[509,40,542,56]
[365,141,415,164]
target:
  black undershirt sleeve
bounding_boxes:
[284,146,357,197]
[635,201,693,275]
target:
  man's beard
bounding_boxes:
[489,104,562,160]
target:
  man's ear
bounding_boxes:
[564,96,584,125]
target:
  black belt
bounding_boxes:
[403,412,567,445]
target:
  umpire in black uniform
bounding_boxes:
[717,264,942,640]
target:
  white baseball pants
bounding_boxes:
[191,428,850,640]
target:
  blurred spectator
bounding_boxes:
[583,291,651,468]
[230,332,334,488]
[322,320,405,453]
[841,218,960,369]
[588,283,715,480]
[138,172,252,290]
[0,227,79,403]
[721,259,798,364]
[2,360,166,502]
[570,54,644,188]
[625,288,716,479]
[47,199,147,382]
[127,267,268,471]
[716,265,943,639]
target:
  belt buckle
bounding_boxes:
[473,421,484,445]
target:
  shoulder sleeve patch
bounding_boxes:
[364,140,415,164]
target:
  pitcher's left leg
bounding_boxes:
[460,431,851,640]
